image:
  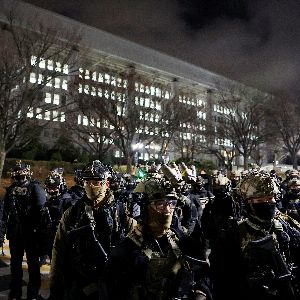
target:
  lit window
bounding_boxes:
[90,117,95,126]
[98,87,102,97]
[111,76,116,86]
[104,73,110,84]
[92,72,97,81]
[145,86,150,94]
[39,59,46,69]
[60,112,65,122]
[117,105,122,116]
[45,93,52,104]
[85,70,90,79]
[55,62,62,72]
[104,90,109,99]
[62,80,68,90]
[31,56,37,66]
[165,91,170,99]
[103,120,108,128]
[36,108,42,119]
[135,96,139,105]
[46,77,52,87]
[84,85,89,94]
[91,86,96,96]
[156,88,161,97]
[98,73,104,82]
[123,79,128,88]
[77,115,82,124]
[150,86,156,96]
[53,110,58,121]
[30,73,36,83]
[144,98,150,108]
[44,110,50,120]
[54,78,60,89]
[63,64,69,74]
[135,82,139,91]
[78,83,83,93]
[38,74,43,84]
[53,94,60,105]
[89,136,95,143]
[115,150,120,158]
[47,60,54,70]
[111,91,115,100]
[79,68,84,78]
[27,107,34,118]
[117,77,122,87]
[140,84,144,93]
[83,116,88,126]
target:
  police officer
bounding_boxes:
[105,178,212,300]
[281,177,300,222]
[48,160,135,300]
[0,161,47,300]
[43,168,74,260]
[211,170,300,300]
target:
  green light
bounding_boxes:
[137,168,147,179]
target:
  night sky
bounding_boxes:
[24,0,300,98]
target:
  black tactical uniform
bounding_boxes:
[49,161,135,300]
[105,179,212,300]
[0,161,46,300]
[43,169,74,260]
[211,171,300,300]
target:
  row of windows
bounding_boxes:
[78,84,126,102]
[134,82,168,98]
[88,135,114,144]
[114,150,159,161]
[30,73,68,90]
[26,107,65,122]
[139,111,160,123]
[31,56,69,74]
[77,115,114,129]
[215,138,233,147]
[179,95,206,107]
[134,96,162,110]
[79,68,128,88]
[197,111,207,120]
[213,104,231,115]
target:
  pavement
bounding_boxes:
[0,240,50,300]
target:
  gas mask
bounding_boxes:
[250,202,276,221]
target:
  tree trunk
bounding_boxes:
[0,149,6,186]
[292,152,298,170]
[243,154,249,170]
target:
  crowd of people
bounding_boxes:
[1,159,300,300]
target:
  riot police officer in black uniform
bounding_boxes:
[49,160,135,300]
[43,168,74,260]
[105,178,212,300]
[0,161,47,300]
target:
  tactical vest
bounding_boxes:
[67,196,125,282]
[238,219,294,299]
[127,225,184,300]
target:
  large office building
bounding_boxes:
[1,0,261,167]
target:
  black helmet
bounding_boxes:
[45,168,67,196]
[10,160,32,183]
[81,160,110,181]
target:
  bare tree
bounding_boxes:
[206,83,269,170]
[0,2,82,183]
[266,95,300,170]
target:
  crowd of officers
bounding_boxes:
[1,160,300,300]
